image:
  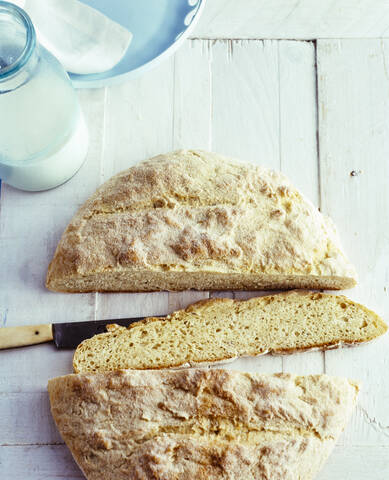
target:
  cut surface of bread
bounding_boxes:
[46,150,357,292]
[48,369,359,480]
[73,291,387,373]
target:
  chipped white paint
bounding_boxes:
[1,36,389,479]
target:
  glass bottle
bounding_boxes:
[0,1,89,191]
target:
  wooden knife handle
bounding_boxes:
[0,324,53,350]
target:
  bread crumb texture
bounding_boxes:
[73,291,387,373]
[46,150,357,292]
[48,369,359,480]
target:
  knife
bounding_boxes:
[0,316,160,350]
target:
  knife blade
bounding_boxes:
[0,316,162,350]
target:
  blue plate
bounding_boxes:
[71,0,206,88]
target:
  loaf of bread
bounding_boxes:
[73,291,387,373]
[46,150,357,292]
[48,369,359,480]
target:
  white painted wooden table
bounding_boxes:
[1,2,389,478]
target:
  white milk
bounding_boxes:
[0,109,89,191]
[0,11,89,191]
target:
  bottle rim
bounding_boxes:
[0,1,36,80]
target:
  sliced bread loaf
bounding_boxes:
[48,369,359,480]
[46,150,357,292]
[73,291,387,373]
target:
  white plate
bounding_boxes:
[71,0,206,88]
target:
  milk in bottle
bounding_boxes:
[0,1,88,191]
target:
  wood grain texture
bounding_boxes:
[193,0,389,39]
[277,40,325,375]
[212,39,280,163]
[1,36,388,479]
[317,38,389,450]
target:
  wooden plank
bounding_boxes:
[93,60,177,322]
[0,345,73,393]
[317,39,389,447]
[277,40,324,375]
[168,39,212,311]
[0,445,82,479]
[317,446,389,479]
[209,39,323,375]
[1,444,388,479]
[193,0,389,39]
[173,39,212,151]
[278,41,319,202]
[0,393,61,444]
[99,60,175,182]
[210,39,282,374]
[210,37,281,298]
[211,39,280,163]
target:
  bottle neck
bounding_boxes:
[0,1,37,91]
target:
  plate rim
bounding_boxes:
[71,0,207,89]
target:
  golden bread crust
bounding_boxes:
[46,150,357,292]
[48,369,359,480]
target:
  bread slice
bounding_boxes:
[48,369,359,480]
[73,291,387,373]
[46,150,357,292]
